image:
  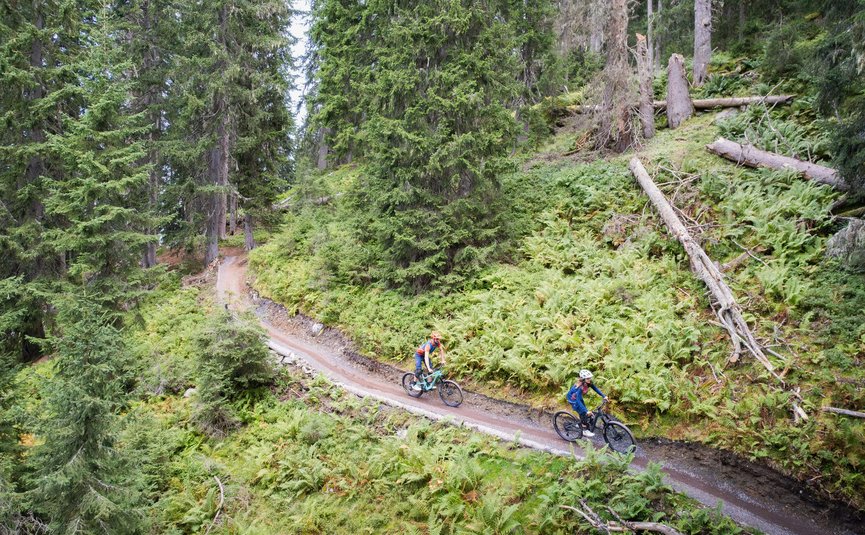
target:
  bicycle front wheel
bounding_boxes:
[553,411,583,442]
[603,421,636,453]
[401,372,423,398]
[439,380,463,407]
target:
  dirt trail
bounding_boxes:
[217,255,863,535]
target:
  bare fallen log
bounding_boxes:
[654,95,794,110]
[629,157,782,382]
[822,406,865,419]
[567,95,794,115]
[706,137,848,191]
[560,503,684,535]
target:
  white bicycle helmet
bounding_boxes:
[579,369,593,380]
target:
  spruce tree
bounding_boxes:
[0,0,83,361]
[28,295,142,533]
[311,0,521,290]
[164,0,293,263]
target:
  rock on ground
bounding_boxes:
[827,219,865,272]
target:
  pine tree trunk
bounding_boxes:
[647,0,654,68]
[588,0,605,53]
[204,109,229,266]
[738,0,745,42]
[636,34,655,140]
[135,0,162,269]
[229,191,237,235]
[693,0,712,86]
[243,213,255,251]
[23,8,45,222]
[317,127,330,170]
[654,0,662,70]
[665,53,693,129]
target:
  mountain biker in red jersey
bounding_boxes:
[413,331,446,391]
[566,369,608,438]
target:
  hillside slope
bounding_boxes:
[250,109,865,508]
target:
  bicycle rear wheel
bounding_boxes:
[553,411,583,442]
[401,372,423,398]
[439,380,463,407]
[603,421,636,453]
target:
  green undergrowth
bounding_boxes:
[126,367,748,533]
[250,111,865,507]
[10,282,750,533]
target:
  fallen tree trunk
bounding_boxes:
[629,157,782,381]
[654,95,793,110]
[822,406,865,419]
[561,504,684,535]
[568,95,794,115]
[706,137,848,191]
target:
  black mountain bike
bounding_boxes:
[401,368,464,407]
[553,400,636,453]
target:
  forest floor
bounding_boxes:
[217,253,865,535]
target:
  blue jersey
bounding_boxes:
[566,382,604,415]
[415,340,440,357]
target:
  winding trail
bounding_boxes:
[217,255,862,535]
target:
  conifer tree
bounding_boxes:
[0,0,83,360]
[311,0,521,289]
[165,0,293,263]
[28,294,143,533]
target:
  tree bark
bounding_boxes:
[243,213,255,251]
[204,110,229,266]
[665,54,693,129]
[738,0,745,42]
[693,0,712,86]
[654,0,662,70]
[317,127,330,170]
[705,137,848,190]
[654,94,793,110]
[588,0,605,53]
[635,34,655,140]
[647,0,654,68]
[229,190,237,235]
[629,157,782,380]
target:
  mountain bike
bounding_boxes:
[553,400,636,453]
[401,368,464,407]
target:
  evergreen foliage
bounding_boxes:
[27,295,142,533]
[190,310,274,436]
[311,0,526,289]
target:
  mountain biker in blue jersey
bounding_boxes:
[413,331,446,391]
[566,369,608,438]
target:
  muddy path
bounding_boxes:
[217,255,864,535]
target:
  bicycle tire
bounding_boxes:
[553,411,583,442]
[439,380,463,407]
[603,421,636,453]
[401,372,424,398]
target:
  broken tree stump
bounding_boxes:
[628,157,782,381]
[706,137,848,191]
[665,54,693,129]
